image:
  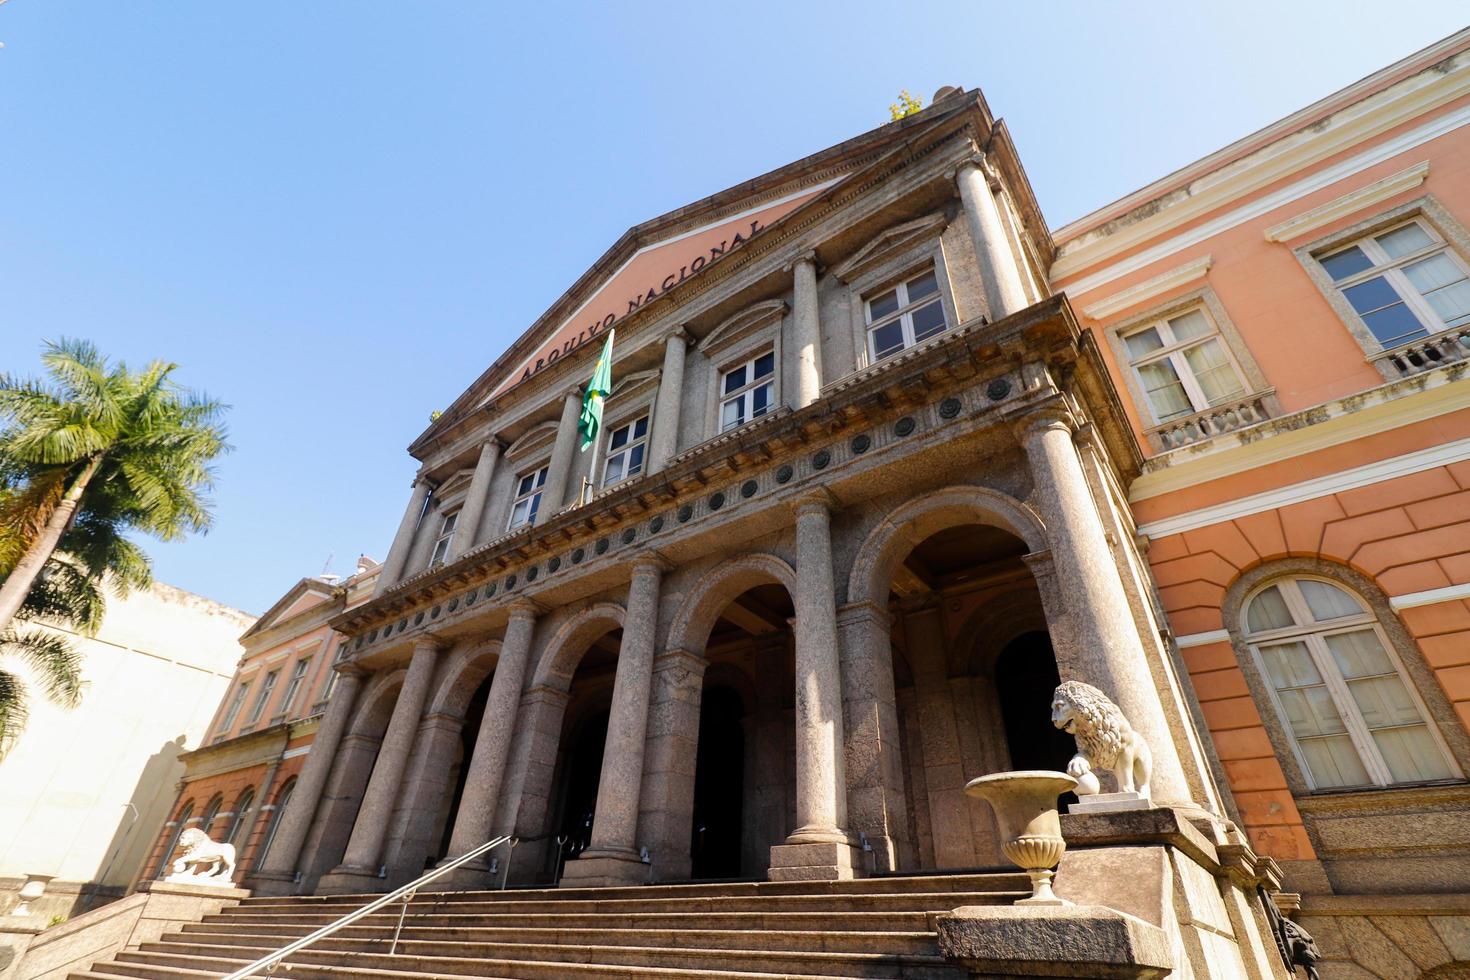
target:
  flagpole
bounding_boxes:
[580,328,614,507]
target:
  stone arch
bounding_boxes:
[427,639,503,718]
[347,668,408,738]
[949,582,1050,677]
[531,601,626,692]
[666,553,799,656]
[846,485,1046,608]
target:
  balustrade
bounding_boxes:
[1150,391,1274,451]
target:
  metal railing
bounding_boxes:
[219,835,515,980]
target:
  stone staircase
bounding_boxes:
[68,872,1030,980]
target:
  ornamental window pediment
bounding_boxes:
[504,420,559,461]
[699,300,787,357]
[831,212,949,283]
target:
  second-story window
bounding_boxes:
[428,511,458,567]
[320,639,351,703]
[602,415,649,486]
[245,669,278,727]
[1122,307,1249,423]
[720,352,775,432]
[278,658,311,718]
[219,681,250,733]
[508,465,549,529]
[1316,219,1470,350]
[865,267,948,361]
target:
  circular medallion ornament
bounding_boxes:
[940,397,962,419]
[431,605,441,619]
[851,434,871,454]
[448,597,458,612]
[571,548,585,564]
[812,449,831,470]
[356,635,365,649]
[397,618,407,633]
[548,556,561,573]
[525,565,538,582]
[895,417,916,437]
[366,630,377,644]
[678,505,694,523]
[709,491,726,511]
[650,516,665,533]
[486,582,498,597]
[621,527,636,545]
[740,479,758,498]
[987,377,1012,401]
[414,612,425,626]
[467,589,477,604]
[775,464,794,484]
[505,574,517,590]
[595,538,609,555]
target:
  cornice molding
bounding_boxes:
[1262,161,1429,242]
[1079,255,1213,321]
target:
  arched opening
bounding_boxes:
[690,684,746,880]
[543,625,621,880]
[883,520,1057,870]
[155,801,194,878]
[431,673,494,863]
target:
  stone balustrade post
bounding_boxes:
[448,439,501,559]
[956,155,1027,322]
[539,387,584,523]
[647,329,689,474]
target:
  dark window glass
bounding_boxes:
[1320,246,1374,281]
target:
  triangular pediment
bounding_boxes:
[699,300,788,356]
[241,577,339,641]
[831,212,950,283]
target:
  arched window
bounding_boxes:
[254,779,296,867]
[199,795,224,836]
[155,801,194,877]
[1243,577,1461,790]
[224,788,254,846]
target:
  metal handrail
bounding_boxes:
[219,835,515,980]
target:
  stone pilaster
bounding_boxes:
[381,711,464,886]
[836,600,911,872]
[376,479,431,594]
[564,555,668,886]
[500,684,571,881]
[448,439,501,559]
[770,490,859,880]
[1018,406,1192,805]
[956,155,1027,322]
[538,386,583,524]
[317,637,442,893]
[647,328,689,474]
[249,667,364,895]
[635,647,708,882]
[789,252,822,408]
[440,600,541,885]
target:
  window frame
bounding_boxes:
[506,463,549,530]
[277,657,312,719]
[244,669,279,727]
[862,264,952,363]
[224,788,254,846]
[717,349,778,434]
[219,680,250,734]
[428,509,459,567]
[1119,303,1252,425]
[600,412,650,487]
[1242,575,1462,791]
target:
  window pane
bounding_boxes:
[910,301,947,342]
[1320,246,1374,281]
[610,426,629,450]
[1277,684,1349,738]
[871,321,905,360]
[1376,223,1434,258]
[1180,340,1247,405]
[753,352,775,379]
[1259,641,1322,689]
[1372,725,1454,782]
[1168,309,1212,342]
[1124,327,1164,359]
[627,444,645,474]
[517,473,535,495]
[751,381,771,415]
[1361,306,1428,348]
[604,454,626,484]
[868,289,899,320]
[1346,675,1423,729]
[633,417,649,439]
[1343,275,1406,315]
[721,398,743,431]
[1299,734,1371,788]
[1136,359,1193,420]
[1247,586,1295,633]
[526,491,541,523]
[441,512,457,534]
[1299,581,1362,621]
[509,499,529,527]
[1323,629,1393,680]
[534,467,547,488]
[906,270,939,302]
[1403,254,1470,328]
[723,365,747,394]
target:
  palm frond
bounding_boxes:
[0,667,28,762]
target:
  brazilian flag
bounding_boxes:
[579,329,615,451]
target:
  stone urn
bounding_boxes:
[964,770,1077,906]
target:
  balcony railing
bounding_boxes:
[1373,325,1470,378]
[1149,390,1274,451]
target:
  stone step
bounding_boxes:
[107,942,968,979]
[182,908,938,933]
[161,924,939,955]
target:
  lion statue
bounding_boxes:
[166,828,236,882]
[1050,680,1152,799]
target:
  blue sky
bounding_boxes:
[3,2,1467,615]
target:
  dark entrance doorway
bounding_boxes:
[554,707,608,874]
[433,675,492,864]
[994,631,1074,773]
[690,685,745,879]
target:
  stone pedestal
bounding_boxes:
[936,904,1173,979]
[558,852,650,888]
[767,840,863,882]
[1069,792,1152,815]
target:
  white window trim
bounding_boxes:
[862,266,952,363]
[1120,304,1252,425]
[245,670,279,726]
[507,463,550,531]
[601,412,651,487]
[220,681,250,732]
[1243,577,1461,791]
[842,245,959,375]
[716,349,778,435]
[428,509,459,567]
[278,658,311,718]
[1315,217,1470,349]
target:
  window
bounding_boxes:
[278,658,312,718]
[320,639,351,702]
[428,511,458,567]
[720,351,775,432]
[255,779,295,867]
[602,415,649,486]
[244,670,279,727]
[507,465,549,529]
[1317,219,1470,349]
[1243,577,1459,790]
[219,681,250,733]
[156,802,193,877]
[200,795,224,834]
[224,789,254,846]
[864,267,949,361]
[1122,307,1250,423]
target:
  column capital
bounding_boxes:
[333,662,370,681]
[411,634,448,656]
[952,149,1001,189]
[789,486,840,518]
[835,599,891,629]
[481,435,505,453]
[507,596,546,621]
[521,683,572,709]
[663,326,692,347]
[562,384,583,401]
[783,248,819,274]
[1011,402,1076,441]
[630,549,674,576]
[652,646,708,675]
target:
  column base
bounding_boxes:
[768,840,863,881]
[242,870,299,897]
[433,860,493,890]
[314,865,388,895]
[559,848,649,887]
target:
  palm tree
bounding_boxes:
[0,338,229,636]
